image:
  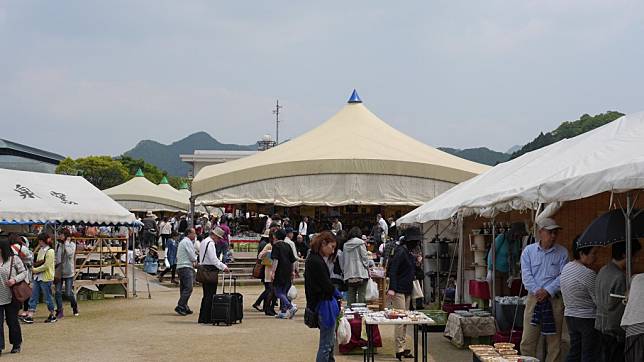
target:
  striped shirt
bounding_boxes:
[560,261,597,318]
[625,323,644,338]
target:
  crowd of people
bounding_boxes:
[520,217,643,362]
[0,228,86,356]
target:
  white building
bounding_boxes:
[180,150,257,177]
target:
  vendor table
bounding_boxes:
[363,312,435,362]
[444,313,496,348]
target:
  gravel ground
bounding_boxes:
[14,282,471,362]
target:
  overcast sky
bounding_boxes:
[1,1,644,158]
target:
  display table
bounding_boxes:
[444,313,496,348]
[364,311,435,362]
[339,315,382,354]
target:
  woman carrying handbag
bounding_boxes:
[0,239,27,354]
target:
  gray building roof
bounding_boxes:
[0,139,65,165]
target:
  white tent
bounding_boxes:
[193,91,489,206]
[0,168,135,225]
[398,111,644,224]
[103,171,189,212]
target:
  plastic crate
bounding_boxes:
[419,310,448,324]
[419,310,448,332]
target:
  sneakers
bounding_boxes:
[10,345,20,354]
[73,308,80,317]
[185,308,194,315]
[21,316,33,324]
[288,305,298,319]
[56,310,64,320]
[44,314,57,323]
[275,311,288,319]
[175,306,188,316]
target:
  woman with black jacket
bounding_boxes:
[387,226,423,360]
[305,231,342,362]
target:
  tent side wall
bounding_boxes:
[192,160,477,198]
[195,174,456,207]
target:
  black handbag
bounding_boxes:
[304,305,319,329]
[195,242,219,283]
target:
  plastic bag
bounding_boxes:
[287,285,298,301]
[412,280,423,299]
[337,316,351,345]
[365,278,379,301]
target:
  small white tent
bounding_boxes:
[103,170,189,212]
[0,168,135,225]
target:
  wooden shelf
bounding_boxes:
[76,250,127,255]
[73,238,129,298]
[76,263,125,268]
[75,279,127,286]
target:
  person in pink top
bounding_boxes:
[217,216,232,263]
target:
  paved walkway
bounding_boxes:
[20,284,471,362]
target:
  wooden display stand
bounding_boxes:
[72,237,128,298]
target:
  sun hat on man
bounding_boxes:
[537,218,562,231]
[211,226,225,239]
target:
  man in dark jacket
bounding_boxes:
[387,226,422,359]
[141,211,158,249]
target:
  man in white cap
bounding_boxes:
[520,218,570,362]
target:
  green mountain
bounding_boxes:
[510,111,624,159]
[124,132,257,176]
[438,147,510,166]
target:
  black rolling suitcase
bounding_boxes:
[211,273,243,325]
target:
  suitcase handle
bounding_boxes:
[221,271,236,294]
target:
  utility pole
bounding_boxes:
[273,100,282,144]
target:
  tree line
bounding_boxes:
[56,155,189,190]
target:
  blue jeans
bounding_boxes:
[55,277,78,312]
[316,320,336,362]
[28,280,55,313]
[274,283,292,312]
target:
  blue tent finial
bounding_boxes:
[348,89,362,103]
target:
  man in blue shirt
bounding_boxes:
[520,218,569,362]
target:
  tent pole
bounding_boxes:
[626,192,633,289]
[189,196,195,229]
[132,230,137,298]
[435,220,440,308]
[491,217,496,316]
[457,212,464,304]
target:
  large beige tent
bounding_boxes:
[193,91,490,206]
[104,170,189,212]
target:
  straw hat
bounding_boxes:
[211,227,225,239]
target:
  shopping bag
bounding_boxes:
[337,316,351,345]
[412,280,424,299]
[365,278,379,301]
[287,285,298,301]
